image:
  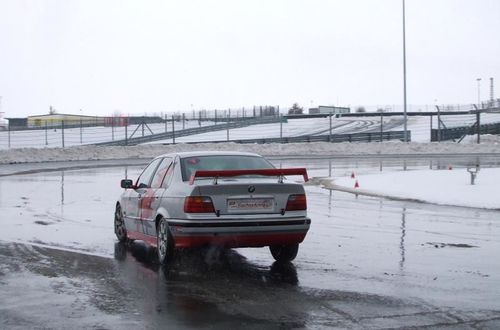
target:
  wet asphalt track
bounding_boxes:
[1,156,500,329]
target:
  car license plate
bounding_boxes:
[227,198,274,211]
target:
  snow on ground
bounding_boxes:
[0,138,500,164]
[150,113,500,144]
[0,120,216,149]
[332,167,500,209]
[1,113,500,149]
[150,116,408,144]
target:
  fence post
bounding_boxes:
[45,121,48,146]
[111,118,115,141]
[329,114,332,142]
[226,112,230,141]
[125,123,128,146]
[380,112,383,142]
[61,120,65,148]
[280,114,283,142]
[172,115,175,144]
[7,121,11,149]
[214,110,218,124]
[436,105,441,142]
[80,119,83,144]
[182,113,185,130]
[477,111,481,144]
[430,114,433,141]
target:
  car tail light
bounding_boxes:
[286,194,307,211]
[184,196,215,213]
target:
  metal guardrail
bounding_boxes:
[163,131,409,145]
[431,122,500,142]
[95,116,283,146]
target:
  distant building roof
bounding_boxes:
[28,113,102,119]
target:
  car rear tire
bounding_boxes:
[114,204,128,242]
[269,243,299,262]
[157,217,175,265]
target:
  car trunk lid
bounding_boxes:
[195,179,305,216]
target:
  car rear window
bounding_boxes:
[180,155,274,181]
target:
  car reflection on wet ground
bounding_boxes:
[1,157,500,328]
[5,240,498,329]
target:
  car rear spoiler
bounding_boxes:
[189,168,309,185]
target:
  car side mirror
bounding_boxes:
[121,179,134,189]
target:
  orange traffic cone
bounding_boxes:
[351,171,355,179]
[354,180,359,188]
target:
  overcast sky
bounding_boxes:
[0,0,499,117]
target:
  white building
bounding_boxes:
[309,106,350,115]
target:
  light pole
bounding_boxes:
[402,0,408,142]
[476,78,482,108]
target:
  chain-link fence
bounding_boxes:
[431,110,500,143]
[1,109,500,149]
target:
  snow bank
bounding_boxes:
[332,168,500,209]
[1,140,500,164]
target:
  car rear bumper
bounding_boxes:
[168,217,311,248]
